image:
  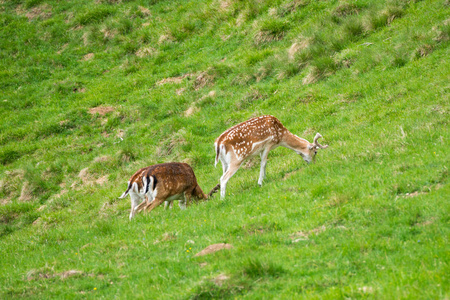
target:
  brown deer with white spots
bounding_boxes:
[214,115,328,198]
[119,162,219,220]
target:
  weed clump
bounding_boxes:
[254,19,289,45]
[242,258,286,278]
[74,6,116,26]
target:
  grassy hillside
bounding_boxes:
[0,0,449,298]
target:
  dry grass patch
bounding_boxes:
[288,38,310,60]
[27,269,85,281]
[156,129,187,158]
[138,6,151,16]
[16,4,52,21]
[156,74,192,86]
[136,47,157,58]
[158,33,175,44]
[82,53,94,61]
[212,274,230,286]
[88,106,115,116]
[18,181,33,202]
[290,225,326,242]
[94,156,111,163]
[254,31,284,45]
[184,105,199,117]
[194,243,233,257]
[194,71,215,90]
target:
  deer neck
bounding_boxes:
[280,131,310,154]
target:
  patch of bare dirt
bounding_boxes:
[156,74,192,86]
[32,217,42,226]
[100,28,118,39]
[219,0,232,11]
[404,191,425,198]
[88,106,115,116]
[194,243,233,257]
[136,47,156,58]
[17,4,52,21]
[82,53,94,61]
[158,33,174,44]
[184,106,199,117]
[95,175,108,185]
[78,168,91,184]
[212,274,230,286]
[416,217,436,227]
[290,225,326,242]
[282,169,300,181]
[138,6,151,16]
[27,269,84,281]
[18,181,33,202]
[194,71,215,90]
[57,43,69,55]
[176,88,186,95]
[94,156,110,163]
[154,232,177,244]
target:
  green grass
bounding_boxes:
[0,0,449,298]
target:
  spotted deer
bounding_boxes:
[119,162,219,220]
[214,115,328,198]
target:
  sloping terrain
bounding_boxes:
[0,0,449,298]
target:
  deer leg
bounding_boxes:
[129,193,143,220]
[220,156,229,174]
[178,193,189,210]
[164,201,174,210]
[220,162,241,199]
[258,148,270,186]
[185,192,192,208]
[135,198,149,213]
[143,197,165,214]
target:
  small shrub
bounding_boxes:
[24,0,44,9]
[0,150,22,165]
[310,56,339,80]
[331,3,362,23]
[74,6,115,26]
[254,19,289,45]
[366,4,404,31]
[117,146,137,164]
[343,19,365,41]
[411,44,434,60]
[244,49,273,66]
[242,258,285,278]
[392,54,408,68]
[188,280,248,300]
[236,89,268,109]
[117,18,133,35]
[434,21,450,43]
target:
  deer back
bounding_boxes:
[216,115,287,159]
[144,162,201,199]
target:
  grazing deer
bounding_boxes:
[119,162,219,220]
[214,115,328,198]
